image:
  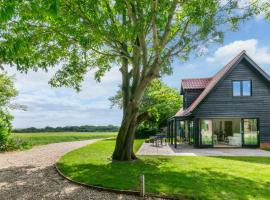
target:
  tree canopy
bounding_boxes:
[0,0,256,88]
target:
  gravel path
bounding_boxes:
[0,140,160,200]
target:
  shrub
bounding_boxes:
[5,138,32,151]
[0,117,12,151]
[0,112,31,151]
[135,128,158,139]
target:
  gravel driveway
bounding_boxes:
[0,140,160,200]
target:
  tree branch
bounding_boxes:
[159,0,179,48]
[151,0,159,58]
[136,111,152,125]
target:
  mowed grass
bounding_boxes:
[13,132,117,146]
[57,139,270,200]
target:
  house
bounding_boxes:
[168,50,270,149]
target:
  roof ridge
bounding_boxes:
[182,77,212,80]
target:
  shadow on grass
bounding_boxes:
[212,156,270,165]
[57,157,270,200]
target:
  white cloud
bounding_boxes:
[207,39,270,65]
[5,65,122,128]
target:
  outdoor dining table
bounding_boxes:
[150,134,167,146]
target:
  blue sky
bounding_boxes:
[7,18,270,128]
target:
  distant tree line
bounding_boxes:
[13,125,119,133]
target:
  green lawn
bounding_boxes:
[57,139,270,200]
[13,132,117,146]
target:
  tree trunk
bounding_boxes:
[112,101,139,161]
[112,58,160,161]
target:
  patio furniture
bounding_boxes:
[228,133,241,146]
[156,133,167,145]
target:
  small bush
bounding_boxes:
[0,118,11,151]
[0,117,31,151]
[7,138,32,151]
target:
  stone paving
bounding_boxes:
[137,142,270,156]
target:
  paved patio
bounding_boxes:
[137,142,270,156]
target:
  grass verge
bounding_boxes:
[57,139,270,200]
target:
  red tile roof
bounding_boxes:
[182,78,212,90]
[175,50,270,117]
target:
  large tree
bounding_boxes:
[0,0,259,160]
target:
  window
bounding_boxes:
[189,121,194,145]
[233,81,241,96]
[243,119,258,145]
[232,80,251,96]
[200,119,213,145]
[242,81,251,96]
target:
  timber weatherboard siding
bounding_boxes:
[183,89,204,109]
[193,59,270,143]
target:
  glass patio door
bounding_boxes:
[189,121,194,145]
[200,119,213,146]
[242,119,259,147]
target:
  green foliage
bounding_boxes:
[140,79,182,128]
[135,128,157,139]
[0,73,28,151]
[0,73,18,151]
[0,73,18,107]
[110,79,182,128]
[251,0,270,20]
[0,116,11,151]
[0,0,257,90]
[58,139,270,199]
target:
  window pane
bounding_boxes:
[189,121,194,144]
[184,120,189,141]
[242,81,251,96]
[200,120,213,145]
[180,121,185,139]
[233,81,241,96]
[243,119,258,145]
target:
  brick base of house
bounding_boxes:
[260,143,270,149]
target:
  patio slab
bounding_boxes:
[137,142,270,156]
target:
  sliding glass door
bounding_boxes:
[242,119,259,147]
[200,119,213,146]
[189,121,194,145]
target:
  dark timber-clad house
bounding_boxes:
[168,50,270,149]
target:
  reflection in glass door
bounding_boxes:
[200,119,213,146]
[243,119,259,146]
[189,121,194,145]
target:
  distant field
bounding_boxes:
[12,132,117,146]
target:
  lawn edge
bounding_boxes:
[55,161,179,200]
[55,139,179,200]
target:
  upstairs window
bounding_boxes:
[242,80,251,96]
[233,81,241,96]
[233,80,251,97]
